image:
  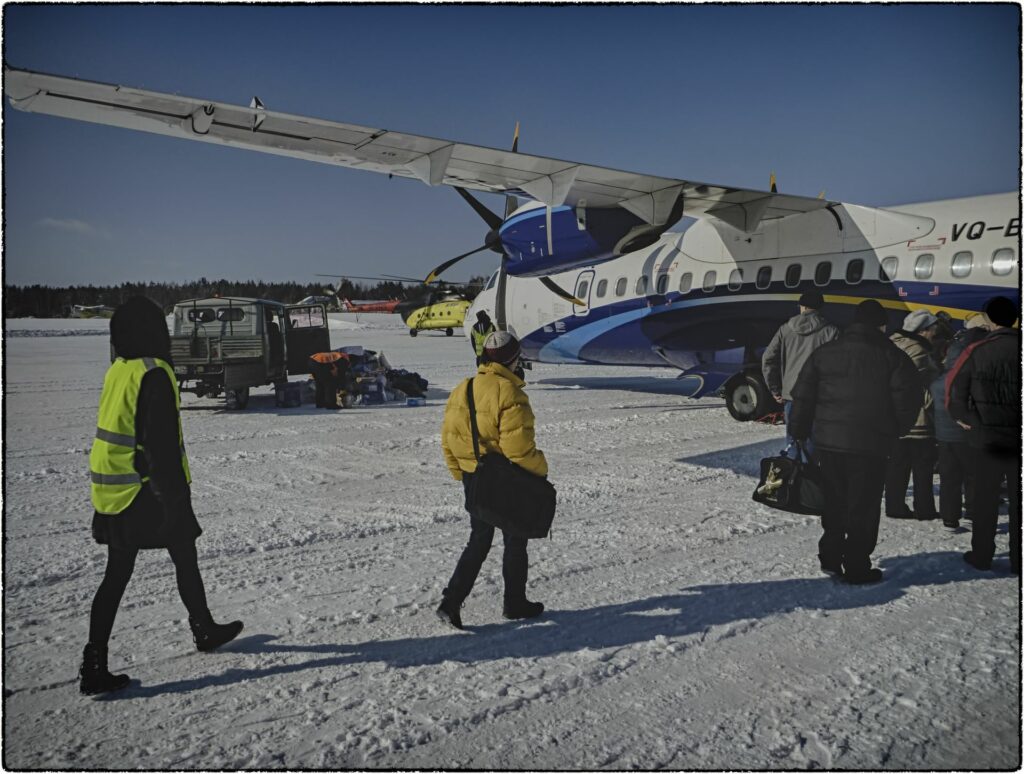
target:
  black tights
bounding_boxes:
[88,542,209,645]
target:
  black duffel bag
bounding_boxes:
[751,441,825,516]
[463,378,556,539]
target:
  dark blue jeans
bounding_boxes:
[783,401,814,457]
[443,473,529,605]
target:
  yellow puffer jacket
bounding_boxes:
[441,362,548,480]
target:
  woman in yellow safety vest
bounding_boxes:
[81,297,242,695]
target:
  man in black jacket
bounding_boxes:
[947,296,1021,574]
[789,300,922,584]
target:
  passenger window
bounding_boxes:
[990,248,1017,276]
[814,261,831,286]
[880,256,898,282]
[187,308,216,323]
[577,280,590,299]
[702,270,717,292]
[914,253,934,280]
[845,259,864,284]
[678,272,693,293]
[595,279,608,298]
[635,275,649,295]
[950,251,973,278]
[217,307,245,322]
[784,264,801,288]
[615,277,627,297]
[728,268,743,291]
[655,273,669,295]
[756,266,772,289]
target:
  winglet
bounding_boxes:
[511,121,520,153]
[769,172,777,193]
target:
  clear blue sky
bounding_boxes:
[4,4,1020,287]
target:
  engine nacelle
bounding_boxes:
[498,203,652,277]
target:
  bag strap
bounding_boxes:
[466,378,481,462]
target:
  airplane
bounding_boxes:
[6,66,1019,419]
[70,304,115,319]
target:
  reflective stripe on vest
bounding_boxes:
[89,357,192,515]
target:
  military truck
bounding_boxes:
[170,297,331,409]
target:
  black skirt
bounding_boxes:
[91,485,202,550]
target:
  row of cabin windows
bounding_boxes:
[885,248,1018,281]
[587,248,1018,300]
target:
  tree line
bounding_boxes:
[3,276,486,318]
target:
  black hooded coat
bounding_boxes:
[92,297,202,549]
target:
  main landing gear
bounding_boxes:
[722,370,780,422]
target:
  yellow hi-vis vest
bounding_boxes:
[90,357,191,515]
[471,324,496,357]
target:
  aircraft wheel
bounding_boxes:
[226,387,250,410]
[724,373,771,422]
[409,329,418,337]
[445,328,454,337]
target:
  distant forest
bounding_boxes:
[3,276,486,318]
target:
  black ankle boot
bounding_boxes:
[189,615,243,652]
[436,597,464,630]
[503,599,544,620]
[79,643,130,695]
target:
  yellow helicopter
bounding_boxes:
[314,273,477,337]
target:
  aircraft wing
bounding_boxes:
[5,66,834,231]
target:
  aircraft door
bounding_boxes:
[572,270,595,317]
[284,303,332,374]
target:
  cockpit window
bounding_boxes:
[485,270,500,291]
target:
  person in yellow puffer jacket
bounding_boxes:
[437,331,547,630]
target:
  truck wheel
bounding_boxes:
[724,373,772,422]
[226,387,250,410]
[409,329,418,337]
[445,328,454,337]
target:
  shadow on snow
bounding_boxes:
[102,550,995,700]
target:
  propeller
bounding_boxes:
[423,123,583,310]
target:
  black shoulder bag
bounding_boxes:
[464,378,556,539]
[751,441,825,516]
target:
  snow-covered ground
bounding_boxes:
[3,313,1020,770]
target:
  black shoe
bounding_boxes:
[819,557,843,576]
[189,615,244,652]
[963,551,992,571]
[886,509,915,520]
[843,568,883,585]
[502,599,544,620]
[79,643,130,696]
[942,519,960,529]
[436,598,463,630]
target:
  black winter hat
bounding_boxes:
[982,296,1019,328]
[110,296,171,361]
[854,299,887,328]
[798,290,824,310]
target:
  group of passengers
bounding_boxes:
[765,292,1021,584]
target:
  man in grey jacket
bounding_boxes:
[762,290,840,453]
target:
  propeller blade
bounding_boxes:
[539,276,585,306]
[454,187,503,231]
[425,244,491,284]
